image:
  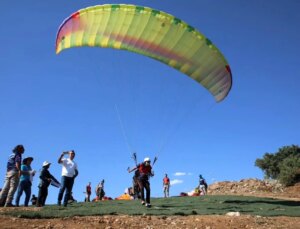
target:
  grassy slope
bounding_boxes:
[3,196,300,218]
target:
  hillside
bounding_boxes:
[208,178,300,200]
[0,178,299,229]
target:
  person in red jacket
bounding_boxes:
[128,157,154,208]
[163,174,170,198]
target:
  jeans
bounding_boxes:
[15,180,32,207]
[163,184,170,197]
[0,170,19,206]
[57,176,74,206]
[199,184,207,195]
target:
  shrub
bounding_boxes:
[255,145,300,186]
[278,156,300,186]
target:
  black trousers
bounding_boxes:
[58,176,74,206]
[37,186,48,206]
[138,176,150,204]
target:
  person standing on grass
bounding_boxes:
[163,174,170,198]
[96,179,105,200]
[0,145,25,207]
[199,174,208,195]
[57,150,78,207]
[15,157,35,207]
[37,161,60,207]
[85,182,91,202]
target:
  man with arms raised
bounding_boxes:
[57,150,78,207]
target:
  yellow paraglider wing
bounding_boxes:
[56,4,232,102]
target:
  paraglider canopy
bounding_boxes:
[56,4,232,102]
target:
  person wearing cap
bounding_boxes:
[36,161,60,207]
[198,174,208,195]
[163,174,170,198]
[15,156,35,207]
[57,150,78,207]
[128,157,154,208]
[0,145,25,207]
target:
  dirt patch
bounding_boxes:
[0,214,299,229]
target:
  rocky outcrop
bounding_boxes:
[207,178,299,197]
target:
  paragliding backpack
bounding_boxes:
[134,169,140,178]
[199,179,206,185]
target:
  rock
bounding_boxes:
[226,212,241,216]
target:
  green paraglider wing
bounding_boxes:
[56,4,232,102]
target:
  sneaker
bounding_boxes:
[145,203,151,208]
[57,202,61,206]
[141,201,145,205]
[5,203,15,207]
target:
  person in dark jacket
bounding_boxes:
[96,179,105,200]
[198,174,208,195]
[36,161,59,207]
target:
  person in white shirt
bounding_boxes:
[57,150,78,207]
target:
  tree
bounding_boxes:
[255,145,300,186]
[278,156,300,186]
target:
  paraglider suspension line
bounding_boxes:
[115,104,134,154]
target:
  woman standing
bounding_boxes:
[0,145,25,207]
[15,157,35,207]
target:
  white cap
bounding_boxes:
[43,161,51,167]
[144,157,151,162]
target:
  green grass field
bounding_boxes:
[2,196,300,218]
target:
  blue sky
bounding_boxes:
[0,0,299,204]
